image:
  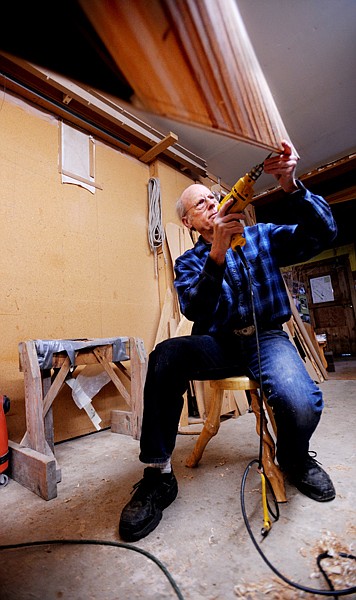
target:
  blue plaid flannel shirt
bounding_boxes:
[174,182,337,336]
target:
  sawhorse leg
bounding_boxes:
[9,341,70,499]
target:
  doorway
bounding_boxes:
[284,255,356,357]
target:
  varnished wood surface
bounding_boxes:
[79,0,292,151]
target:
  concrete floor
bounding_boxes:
[1,359,355,600]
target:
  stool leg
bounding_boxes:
[250,390,287,503]
[186,389,224,467]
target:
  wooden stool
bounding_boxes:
[185,376,287,503]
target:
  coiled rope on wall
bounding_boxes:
[148,177,167,277]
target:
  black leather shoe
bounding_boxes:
[119,467,178,542]
[286,456,335,502]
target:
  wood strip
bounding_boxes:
[193,381,209,420]
[166,223,183,266]
[303,322,328,369]
[116,361,131,381]
[93,347,131,406]
[232,390,250,416]
[61,168,103,190]
[51,343,123,367]
[285,286,327,381]
[42,356,71,417]
[179,393,189,428]
[9,440,58,500]
[110,410,132,435]
[19,341,47,455]
[140,132,178,163]
[157,250,169,311]
[166,222,194,266]
[42,371,55,454]
[129,337,147,440]
[154,286,174,347]
[174,316,193,337]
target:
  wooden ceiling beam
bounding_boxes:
[139,132,178,164]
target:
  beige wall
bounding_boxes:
[0,94,192,440]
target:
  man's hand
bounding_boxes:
[210,198,245,265]
[264,141,299,193]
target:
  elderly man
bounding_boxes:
[119,142,337,542]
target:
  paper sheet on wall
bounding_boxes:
[61,122,95,193]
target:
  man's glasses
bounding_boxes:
[183,193,218,217]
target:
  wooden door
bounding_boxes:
[296,255,356,357]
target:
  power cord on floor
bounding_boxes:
[240,461,356,598]
[0,539,185,600]
[237,246,356,598]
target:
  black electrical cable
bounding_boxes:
[240,464,356,598]
[317,552,356,597]
[237,246,356,597]
[0,539,185,600]
[236,247,265,471]
[237,245,280,525]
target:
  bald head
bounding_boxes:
[176,184,211,220]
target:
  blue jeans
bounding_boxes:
[139,328,324,471]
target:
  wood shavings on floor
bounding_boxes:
[234,577,319,599]
[311,530,356,591]
[233,531,355,599]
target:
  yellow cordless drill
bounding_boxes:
[218,156,269,250]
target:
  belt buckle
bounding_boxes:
[233,325,256,337]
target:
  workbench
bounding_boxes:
[9,337,147,500]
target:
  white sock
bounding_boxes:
[147,457,171,473]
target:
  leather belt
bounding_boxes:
[233,325,256,337]
[232,322,283,337]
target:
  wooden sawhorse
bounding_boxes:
[9,337,147,500]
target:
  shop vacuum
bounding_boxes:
[0,395,10,487]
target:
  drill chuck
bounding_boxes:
[249,162,264,181]
[218,155,268,249]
